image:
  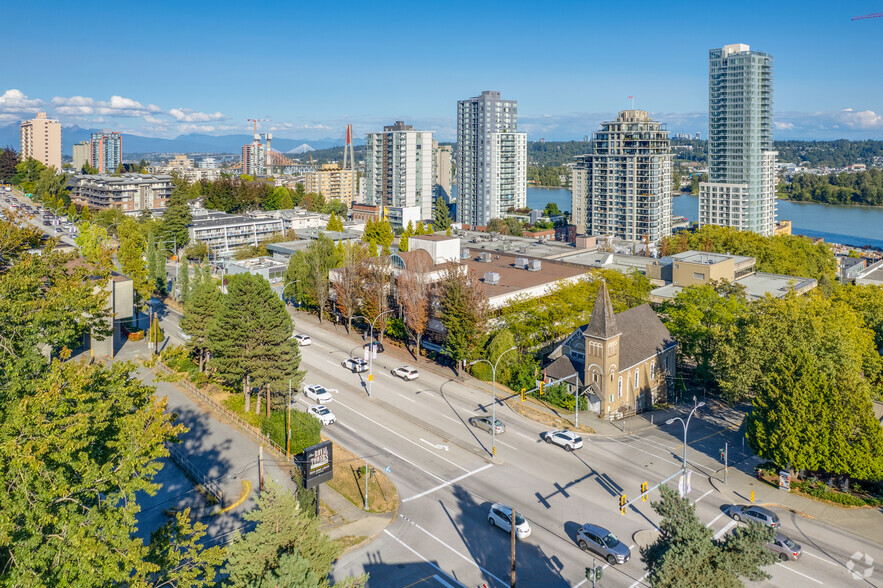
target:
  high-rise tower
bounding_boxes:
[455,91,526,226]
[90,130,122,174]
[20,112,62,170]
[365,121,434,220]
[572,110,672,242]
[700,43,776,236]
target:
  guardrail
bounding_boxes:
[166,443,225,506]
[153,362,293,463]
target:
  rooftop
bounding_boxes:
[191,214,283,229]
[671,251,753,266]
[650,272,818,302]
[412,234,458,243]
[855,259,883,285]
[462,251,588,303]
[228,256,287,272]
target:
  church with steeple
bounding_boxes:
[545,280,678,419]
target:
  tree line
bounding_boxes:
[781,168,883,206]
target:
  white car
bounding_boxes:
[341,357,369,373]
[391,366,419,381]
[543,430,583,451]
[303,385,333,403]
[307,404,336,425]
[488,503,531,539]
[293,334,312,346]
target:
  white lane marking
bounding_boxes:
[397,393,416,403]
[604,436,681,468]
[628,572,650,588]
[705,512,726,528]
[382,530,466,588]
[335,398,469,472]
[420,439,449,451]
[572,579,587,588]
[610,435,719,476]
[801,550,841,567]
[399,516,508,587]
[774,562,823,584]
[402,463,494,503]
[713,520,737,540]
[383,447,445,483]
[693,488,714,504]
[495,439,517,450]
[439,413,461,425]
[515,431,540,442]
[433,574,458,588]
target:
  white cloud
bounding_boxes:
[0,89,44,115]
[774,121,795,131]
[168,108,227,122]
[176,123,240,134]
[51,94,160,118]
[836,108,883,129]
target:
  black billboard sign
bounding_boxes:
[299,440,333,489]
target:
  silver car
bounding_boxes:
[576,523,631,565]
[469,415,505,434]
[728,505,781,529]
[766,532,801,561]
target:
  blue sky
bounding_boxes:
[2,0,881,141]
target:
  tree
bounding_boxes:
[360,257,393,338]
[118,218,151,304]
[181,281,222,372]
[0,359,226,587]
[0,146,17,184]
[265,186,289,210]
[486,218,507,234]
[208,273,303,416]
[280,189,294,209]
[34,167,68,204]
[397,253,432,356]
[363,218,394,255]
[438,262,489,367]
[161,189,192,251]
[224,481,368,587]
[747,349,883,484]
[304,233,340,323]
[398,232,410,252]
[75,222,113,267]
[327,211,344,232]
[433,196,452,231]
[179,261,191,302]
[504,217,524,236]
[641,485,776,588]
[81,162,98,175]
[544,202,562,217]
[146,507,225,588]
[150,239,168,295]
[333,241,368,332]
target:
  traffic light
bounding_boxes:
[539,380,545,395]
[520,387,526,402]
[641,481,648,501]
[585,566,603,582]
[619,494,627,514]
[719,448,726,461]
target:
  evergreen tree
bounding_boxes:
[0,146,18,184]
[438,263,489,367]
[304,234,340,323]
[433,196,452,231]
[641,485,776,587]
[151,243,168,295]
[398,232,409,252]
[161,189,193,251]
[117,219,151,304]
[415,221,425,235]
[280,190,294,209]
[224,481,368,587]
[208,273,303,414]
[179,261,191,302]
[326,211,344,232]
[181,282,222,372]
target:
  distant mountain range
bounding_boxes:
[0,123,362,156]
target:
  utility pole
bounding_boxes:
[510,506,517,587]
[364,456,369,511]
[258,446,265,492]
[724,442,728,484]
[287,379,292,457]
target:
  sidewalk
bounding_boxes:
[320,483,395,547]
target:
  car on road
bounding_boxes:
[543,430,583,451]
[341,357,369,373]
[307,404,336,425]
[293,334,312,346]
[303,385,333,403]
[488,503,531,538]
[766,532,801,561]
[469,415,505,434]
[391,366,419,381]
[576,523,631,565]
[364,340,384,354]
[727,505,780,529]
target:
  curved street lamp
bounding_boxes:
[666,396,706,476]
[469,346,518,459]
[353,309,396,397]
[280,279,300,307]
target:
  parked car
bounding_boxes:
[576,523,631,565]
[766,532,801,561]
[543,430,583,451]
[293,334,312,346]
[727,505,780,529]
[469,415,505,434]
[303,385,333,403]
[341,357,369,373]
[364,340,384,354]
[391,366,419,381]
[307,404,336,425]
[488,503,531,538]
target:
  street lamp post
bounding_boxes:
[280,280,300,307]
[367,310,395,397]
[666,395,706,476]
[469,346,517,459]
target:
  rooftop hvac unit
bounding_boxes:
[478,252,492,263]
[460,248,471,259]
[515,257,529,269]
[483,272,500,285]
[528,259,542,272]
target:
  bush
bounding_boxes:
[792,480,883,507]
[471,363,493,381]
[261,409,322,456]
[385,318,407,341]
[531,383,587,411]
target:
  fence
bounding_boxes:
[166,443,225,505]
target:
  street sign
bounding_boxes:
[297,440,333,489]
[368,374,373,382]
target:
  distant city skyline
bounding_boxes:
[1,1,881,142]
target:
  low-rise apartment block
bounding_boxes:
[69,174,173,211]
[188,211,284,254]
[304,163,358,205]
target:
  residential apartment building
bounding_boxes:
[72,141,90,172]
[90,131,122,174]
[189,212,284,253]
[456,91,527,226]
[432,141,453,202]
[365,121,434,220]
[20,112,62,170]
[572,110,673,242]
[700,43,777,236]
[303,163,358,206]
[69,174,173,211]
[242,137,265,177]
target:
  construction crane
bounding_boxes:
[247,118,268,136]
[852,12,883,19]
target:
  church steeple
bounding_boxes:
[585,280,621,339]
